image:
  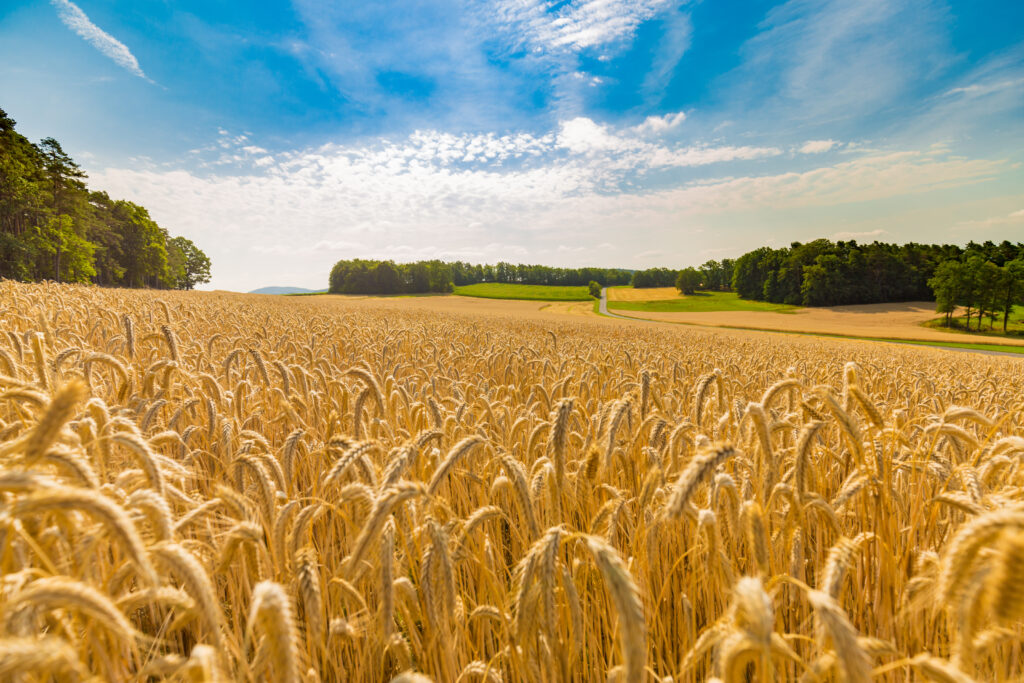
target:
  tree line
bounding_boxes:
[632,260,734,290]
[728,238,1024,326]
[449,261,632,288]
[329,259,454,294]
[329,259,633,295]
[0,107,211,289]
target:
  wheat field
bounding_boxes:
[1,281,1023,682]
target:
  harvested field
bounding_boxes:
[1,281,1023,682]
[539,301,596,316]
[622,300,1024,347]
[607,286,682,301]
[308,293,598,319]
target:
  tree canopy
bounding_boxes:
[729,239,1024,325]
[449,261,632,288]
[329,259,632,295]
[675,267,702,295]
[0,107,211,289]
[928,255,1024,332]
[634,260,733,290]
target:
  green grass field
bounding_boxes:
[607,289,798,313]
[454,283,593,301]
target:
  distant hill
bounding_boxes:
[249,286,325,295]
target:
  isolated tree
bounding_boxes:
[588,281,601,298]
[675,267,702,295]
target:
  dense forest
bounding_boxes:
[733,237,1019,307]
[0,107,210,288]
[329,259,633,295]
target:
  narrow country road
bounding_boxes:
[597,289,1022,358]
[598,287,630,320]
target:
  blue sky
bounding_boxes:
[1,0,1022,291]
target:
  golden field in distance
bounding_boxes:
[606,286,687,302]
[617,301,1024,348]
[1,281,1023,682]
[602,287,1024,348]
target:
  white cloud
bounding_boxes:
[945,77,1024,98]
[554,117,779,170]
[557,117,634,154]
[632,112,686,136]
[51,0,149,81]
[799,139,838,154]
[90,121,1008,291]
[492,0,672,53]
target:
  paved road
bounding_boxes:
[598,287,630,319]
[597,289,1022,358]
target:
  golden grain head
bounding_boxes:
[0,280,1021,681]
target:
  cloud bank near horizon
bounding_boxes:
[93,115,1017,292]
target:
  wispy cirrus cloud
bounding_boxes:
[724,0,951,126]
[492,0,674,53]
[945,77,1024,98]
[50,0,150,81]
